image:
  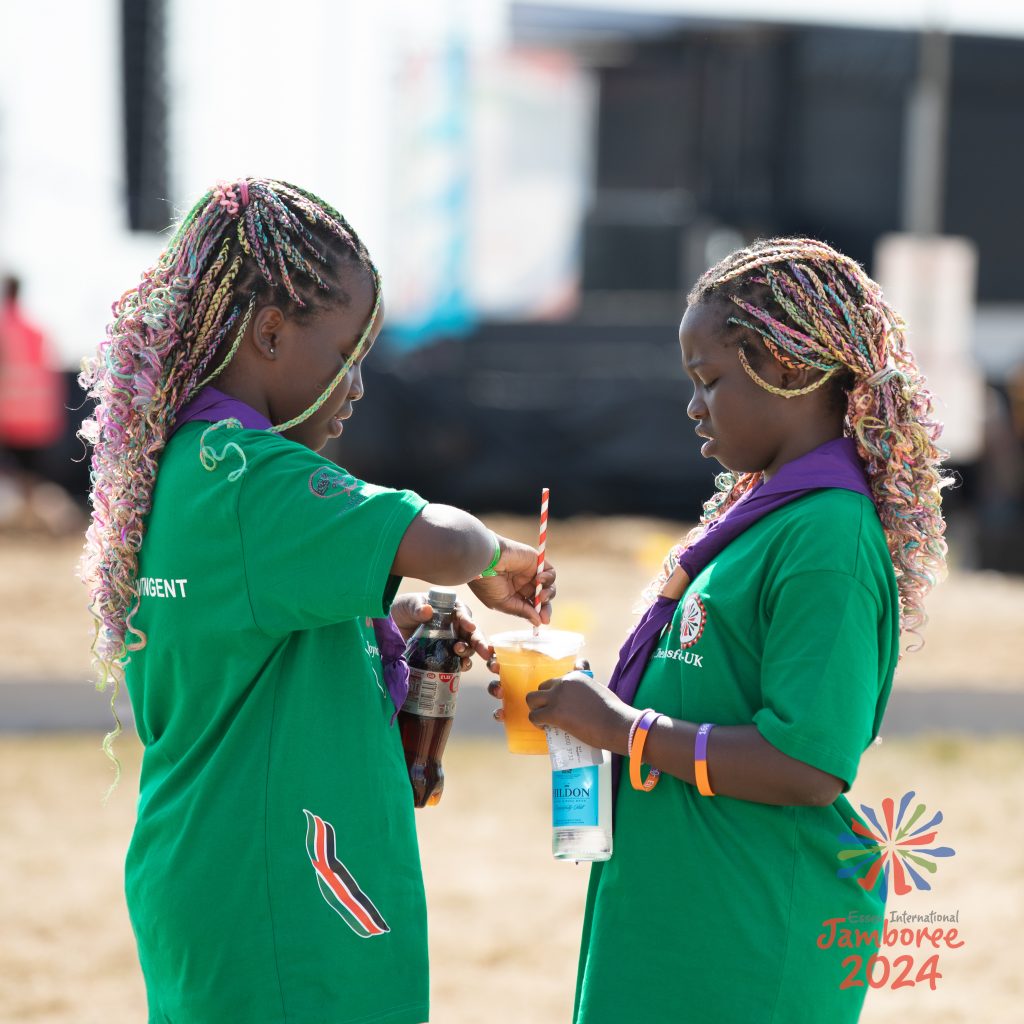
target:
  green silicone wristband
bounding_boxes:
[477,534,502,577]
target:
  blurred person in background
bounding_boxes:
[514,238,950,1024]
[0,273,68,529]
[78,177,556,1024]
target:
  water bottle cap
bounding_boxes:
[426,587,458,610]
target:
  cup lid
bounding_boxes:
[489,628,583,659]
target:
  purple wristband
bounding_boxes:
[695,722,714,761]
[628,708,660,756]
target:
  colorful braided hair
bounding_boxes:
[649,237,950,642]
[78,178,380,780]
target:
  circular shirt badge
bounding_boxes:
[679,593,706,649]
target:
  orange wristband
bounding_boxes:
[628,709,663,792]
[694,722,715,796]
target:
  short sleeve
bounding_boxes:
[236,440,426,635]
[753,570,884,788]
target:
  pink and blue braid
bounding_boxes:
[646,237,950,642]
[79,178,379,783]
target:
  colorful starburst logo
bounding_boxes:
[837,791,956,899]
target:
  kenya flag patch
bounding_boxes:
[303,810,390,938]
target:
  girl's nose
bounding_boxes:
[349,363,365,402]
[686,390,706,421]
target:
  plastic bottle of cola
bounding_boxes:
[398,587,461,808]
[546,724,613,862]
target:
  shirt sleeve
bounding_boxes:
[752,569,885,789]
[236,442,427,636]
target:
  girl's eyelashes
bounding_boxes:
[342,335,375,362]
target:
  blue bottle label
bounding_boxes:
[552,766,599,827]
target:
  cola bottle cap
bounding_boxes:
[426,587,458,611]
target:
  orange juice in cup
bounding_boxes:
[490,629,583,754]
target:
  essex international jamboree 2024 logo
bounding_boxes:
[817,792,962,993]
[838,791,956,898]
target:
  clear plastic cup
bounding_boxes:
[490,629,583,754]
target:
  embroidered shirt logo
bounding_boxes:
[303,810,390,938]
[679,593,706,649]
[309,466,361,500]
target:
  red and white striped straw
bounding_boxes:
[533,486,549,634]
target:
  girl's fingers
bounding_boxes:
[453,607,490,660]
[468,631,491,660]
[487,679,503,699]
[452,641,479,671]
[456,631,485,657]
[453,604,476,628]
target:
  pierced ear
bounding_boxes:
[778,363,821,391]
[252,306,284,360]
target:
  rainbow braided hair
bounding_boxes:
[78,178,379,779]
[651,237,950,642]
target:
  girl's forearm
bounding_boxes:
[391,504,496,583]
[626,716,845,808]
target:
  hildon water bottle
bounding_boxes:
[397,588,461,808]
[546,706,613,862]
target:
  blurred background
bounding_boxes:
[1,2,1023,1022]
[1,0,1023,553]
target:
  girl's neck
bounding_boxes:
[762,421,845,482]
[210,367,272,420]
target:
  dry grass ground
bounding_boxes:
[0,734,1022,1023]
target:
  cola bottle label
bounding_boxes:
[404,667,460,718]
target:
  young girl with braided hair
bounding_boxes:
[79,177,555,1024]
[517,237,949,1023]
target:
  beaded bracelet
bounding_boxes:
[627,708,652,754]
[694,722,716,797]
[628,708,663,792]
[477,533,502,577]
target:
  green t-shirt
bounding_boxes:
[574,489,899,1024]
[124,423,429,1024]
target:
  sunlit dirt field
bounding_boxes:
[1,734,1022,1024]
[2,523,1023,1023]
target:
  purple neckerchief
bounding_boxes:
[675,436,871,579]
[373,615,412,723]
[172,387,411,720]
[608,436,871,800]
[171,386,273,435]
